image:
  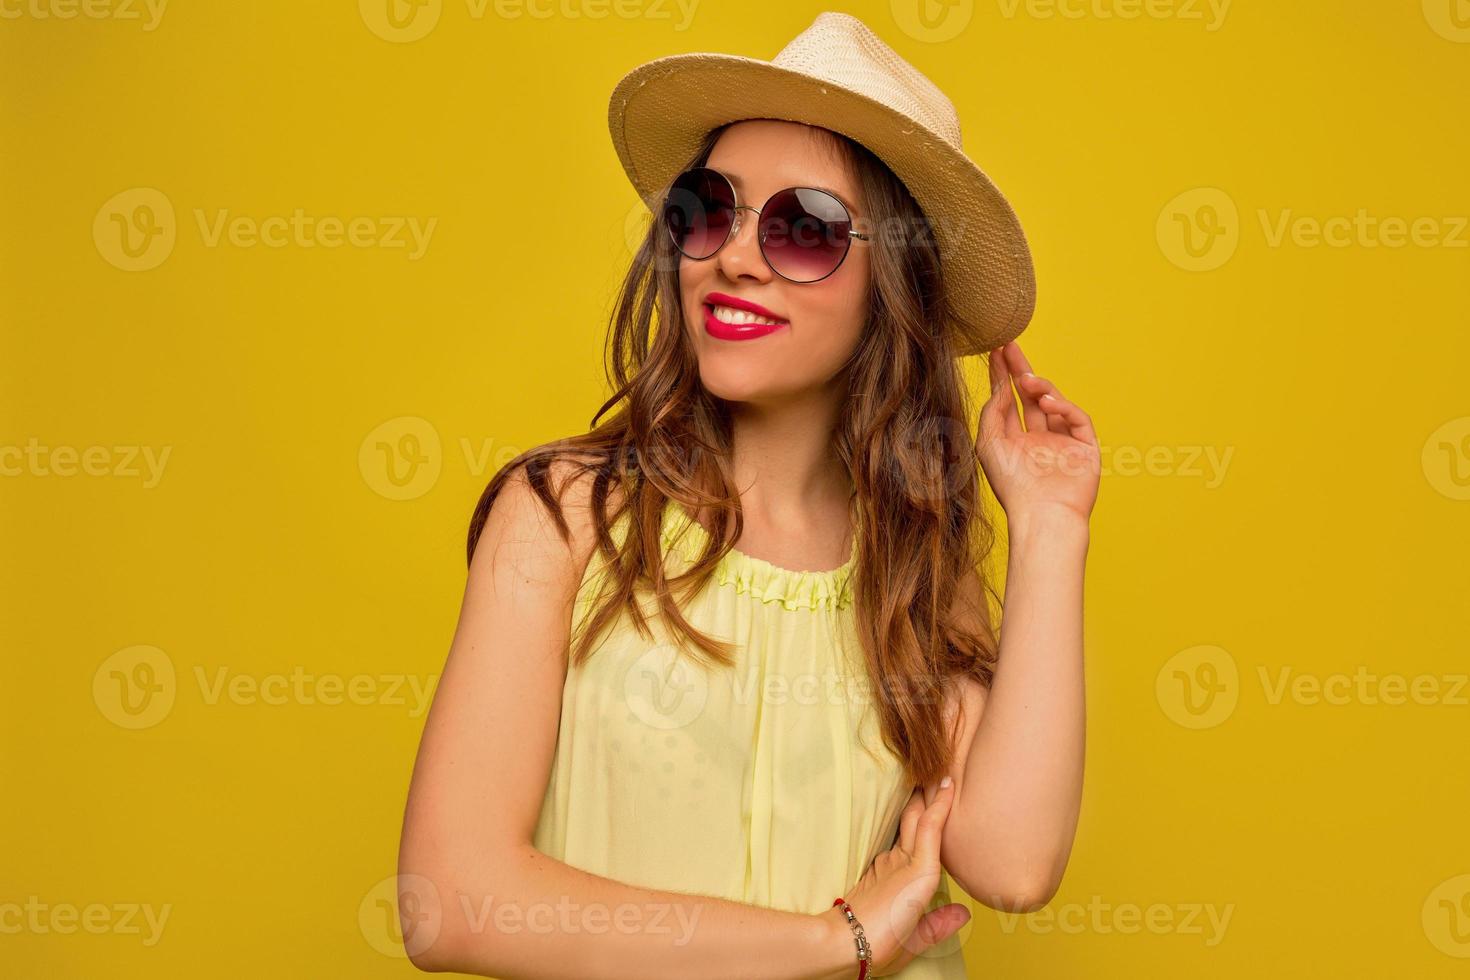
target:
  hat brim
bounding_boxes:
[608,53,1036,356]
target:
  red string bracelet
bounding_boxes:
[832,897,871,980]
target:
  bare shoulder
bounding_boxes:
[471,445,623,594]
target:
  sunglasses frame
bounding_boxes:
[662,166,870,284]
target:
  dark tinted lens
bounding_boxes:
[759,187,854,282]
[663,167,735,260]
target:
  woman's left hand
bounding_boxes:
[975,340,1101,524]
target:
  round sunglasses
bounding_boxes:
[661,166,870,283]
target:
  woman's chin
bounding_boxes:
[690,362,794,403]
[698,374,776,404]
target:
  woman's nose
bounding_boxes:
[716,207,772,281]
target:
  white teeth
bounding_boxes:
[710,304,783,326]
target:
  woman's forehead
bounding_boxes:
[707,121,858,201]
[711,165,854,206]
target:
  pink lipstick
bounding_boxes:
[702,291,789,341]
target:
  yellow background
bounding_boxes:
[3,0,1468,976]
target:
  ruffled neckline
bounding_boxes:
[659,501,857,612]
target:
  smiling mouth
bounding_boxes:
[702,302,788,340]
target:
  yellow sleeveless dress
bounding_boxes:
[533,498,968,978]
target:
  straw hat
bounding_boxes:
[607,10,1035,357]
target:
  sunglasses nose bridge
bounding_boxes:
[721,203,770,275]
[729,203,761,242]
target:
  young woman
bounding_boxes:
[399,13,1097,979]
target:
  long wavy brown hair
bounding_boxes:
[467,121,1003,786]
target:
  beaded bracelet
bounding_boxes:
[831,897,871,980]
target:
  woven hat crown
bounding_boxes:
[769,12,963,150]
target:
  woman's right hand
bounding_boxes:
[821,777,970,977]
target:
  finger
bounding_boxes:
[1014,374,1073,435]
[898,787,924,854]
[981,348,1010,421]
[1044,407,1071,435]
[987,346,1022,438]
[1005,339,1037,376]
[879,902,971,976]
[986,345,1005,395]
[911,777,957,867]
[1003,343,1047,435]
[977,388,1017,460]
[914,902,970,950]
[1035,389,1098,446]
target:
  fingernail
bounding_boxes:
[940,775,953,789]
[1023,372,1035,378]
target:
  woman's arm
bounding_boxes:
[934,341,1096,913]
[398,462,857,980]
[936,515,1088,913]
